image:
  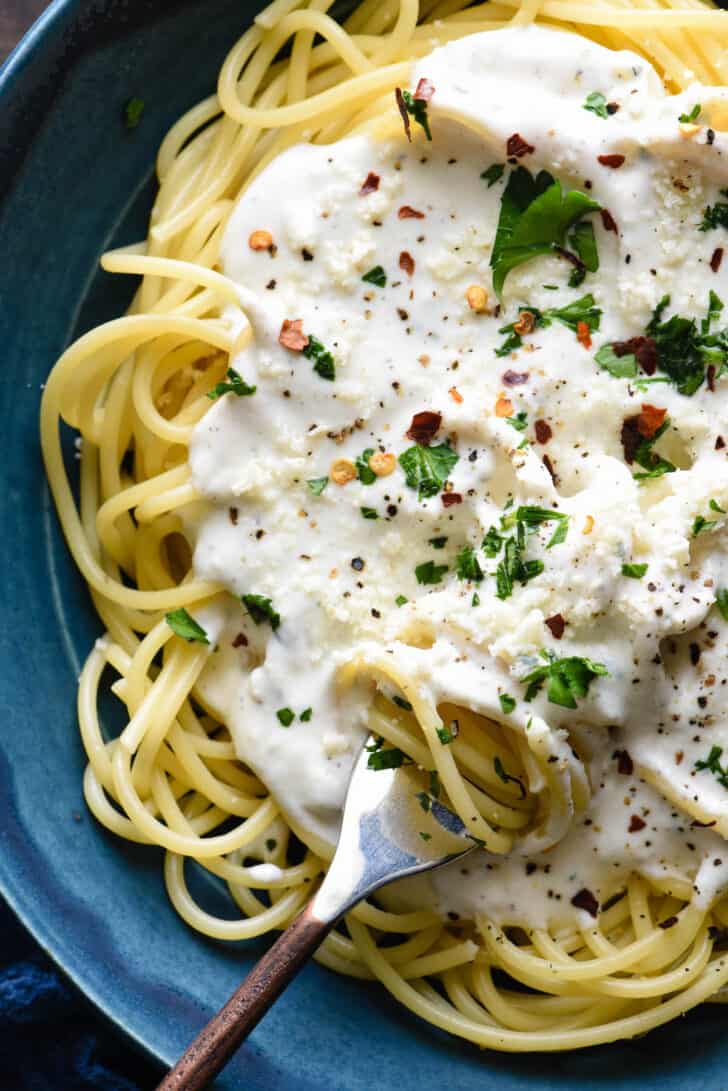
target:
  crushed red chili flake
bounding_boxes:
[542,453,558,484]
[571,888,599,917]
[711,247,724,273]
[442,492,462,507]
[534,419,552,444]
[576,321,592,349]
[232,633,248,648]
[637,403,667,439]
[359,171,380,196]
[600,209,618,234]
[597,153,625,168]
[628,815,646,833]
[395,87,411,141]
[506,133,534,158]
[613,749,634,775]
[545,613,565,639]
[707,364,716,392]
[399,251,415,277]
[613,335,657,375]
[406,410,441,444]
[658,915,678,930]
[398,205,425,219]
[675,750,684,765]
[413,77,435,102]
[621,416,642,464]
[716,436,726,450]
[279,319,309,352]
[502,370,529,386]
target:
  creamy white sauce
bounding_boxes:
[188,26,728,928]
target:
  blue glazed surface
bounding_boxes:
[0,2,726,1086]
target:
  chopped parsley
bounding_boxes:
[367,746,412,771]
[499,694,516,714]
[241,593,280,630]
[699,190,728,233]
[419,831,432,842]
[123,96,145,129]
[506,411,528,431]
[471,592,480,606]
[679,103,701,123]
[490,167,600,296]
[455,546,484,583]
[711,499,726,513]
[622,562,648,579]
[583,91,609,119]
[276,707,295,727]
[416,790,431,813]
[362,265,387,287]
[483,505,569,600]
[307,476,328,495]
[496,294,601,355]
[481,163,505,187]
[695,745,728,790]
[568,220,599,287]
[399,89,432,140]
[207,367,256,399]
[595,343,638,378]
[692,514,718,537]
[360,506,379,520]
[632,419,676,482]
[436,721,458,745]
[395,594,408,607]
[355,448,376,485]
[393,695,413,711]
[428,536,448,549]
[715,589,728,620]
[300,708,313,722]
[415,560,449,585]
[399,442,459,500]
[520,650,609,709]
[165,608,209,644]
[493,756,527,798]
[302,334,335,381]
[429,770,441,798]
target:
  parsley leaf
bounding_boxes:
[516,506,570,548]
[645,295,709,395]
[716,589,728,620]
[699,191,728,233]
[395,594,408,606]
[678,103,701,124]
[595,343,638,378]
[622,562,648,578]
[302,334,335,381]
[455,546,484,582]
[399,443,459,500]
[490,167,600,296]
[207,368,256,399]
[493,756,527,798]
[496,295,601,355]
[276,708,295,727]
[499,694,516,714]
[695,745,728,790]
[482,527,503,557]
[300,707,313,721]
[415,561,449,585]
[241,594,281,630]
[123,96,145,129]
[165,608,209,644]
[400,90,432,140]
[632,419,676,482]
[356,449,376,485]
[436,721,458,745]
[520,650,609,709]
[506,411,528,431]
[568,221,600,287]
[368,747,412,771]
[362,265,387,287]
[481,163,505,187]
[307,476,328,495]
[583,91,608,119]
[361,506,379,520]
[692,514,718,537]
[429,536,448,549]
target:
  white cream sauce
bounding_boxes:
[188,26,728,928]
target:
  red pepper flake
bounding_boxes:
[597,153,625,168]
[413,77,435,102]
[707,364,716,392]
[279,319,309,352]
[576,321,592,349]
[442,492,462,507]
[620,416,641,464]
[716,436,726,450]
[658,915,678,930]
[710,247,724,273]
[613,749,634,775]
[359,171,380,196]
[612,335,657,375]
[637,403,666,439]
[395,88,411,141]
[542,453,558,484]
[398,205,425,220]
[534,419,552,444]
[502,370,529,386]
[406,410,441,445]
[600,209,618,234]
[571,888,599,917]
[675,750,684,765]
[545,613,565,639]
[506,133,534,158]
[399,251,415,277]
[628,814,646,833]
[232,632,248,648]
[449,386,463,404]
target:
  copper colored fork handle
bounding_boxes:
[156,903,332,1091]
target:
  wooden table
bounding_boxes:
[1,0,49,63]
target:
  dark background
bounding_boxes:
[1,0,47,60]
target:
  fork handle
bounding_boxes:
[156,902,332,1091]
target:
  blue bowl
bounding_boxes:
[1,2,726,1087]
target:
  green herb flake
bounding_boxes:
[165,608,209,644]
[568,221,600,287]
[362,265,387,287]
[710,499,726,513]
[416,790,431,813]
[699,191,728,233]
[695,745,728,790]
[395,594,408,607]
[595,343,638,378]
[692,514,718,537]
[429,770,441,798]
[493,756,527,798]
[506,411,528,432]
[520,650,609,709]
[419,831,432,841]
[499,694,516,714]
[393,695,413,712]
[428,536,448,549]
[678,103,701,124]
[300,707,313,722]
[207,367,256,400]
[355,448,376,485]
[302,334,336,381]
[415,560,449,585]
[436,721,458,745]
[123,96,145,129]
[715,589,728,620]
[307,476,328,495]
[622,562,648,579]
[583,91,609,119]
[276,707,295,727]
[367,747,411,771]
[399,443,459,500]
[481,163,505,187]
[361,506,379,520]
[455,546,484,583]
[241,593,281,631]
[471,592,480,607]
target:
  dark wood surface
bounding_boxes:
[1,0,49,62]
